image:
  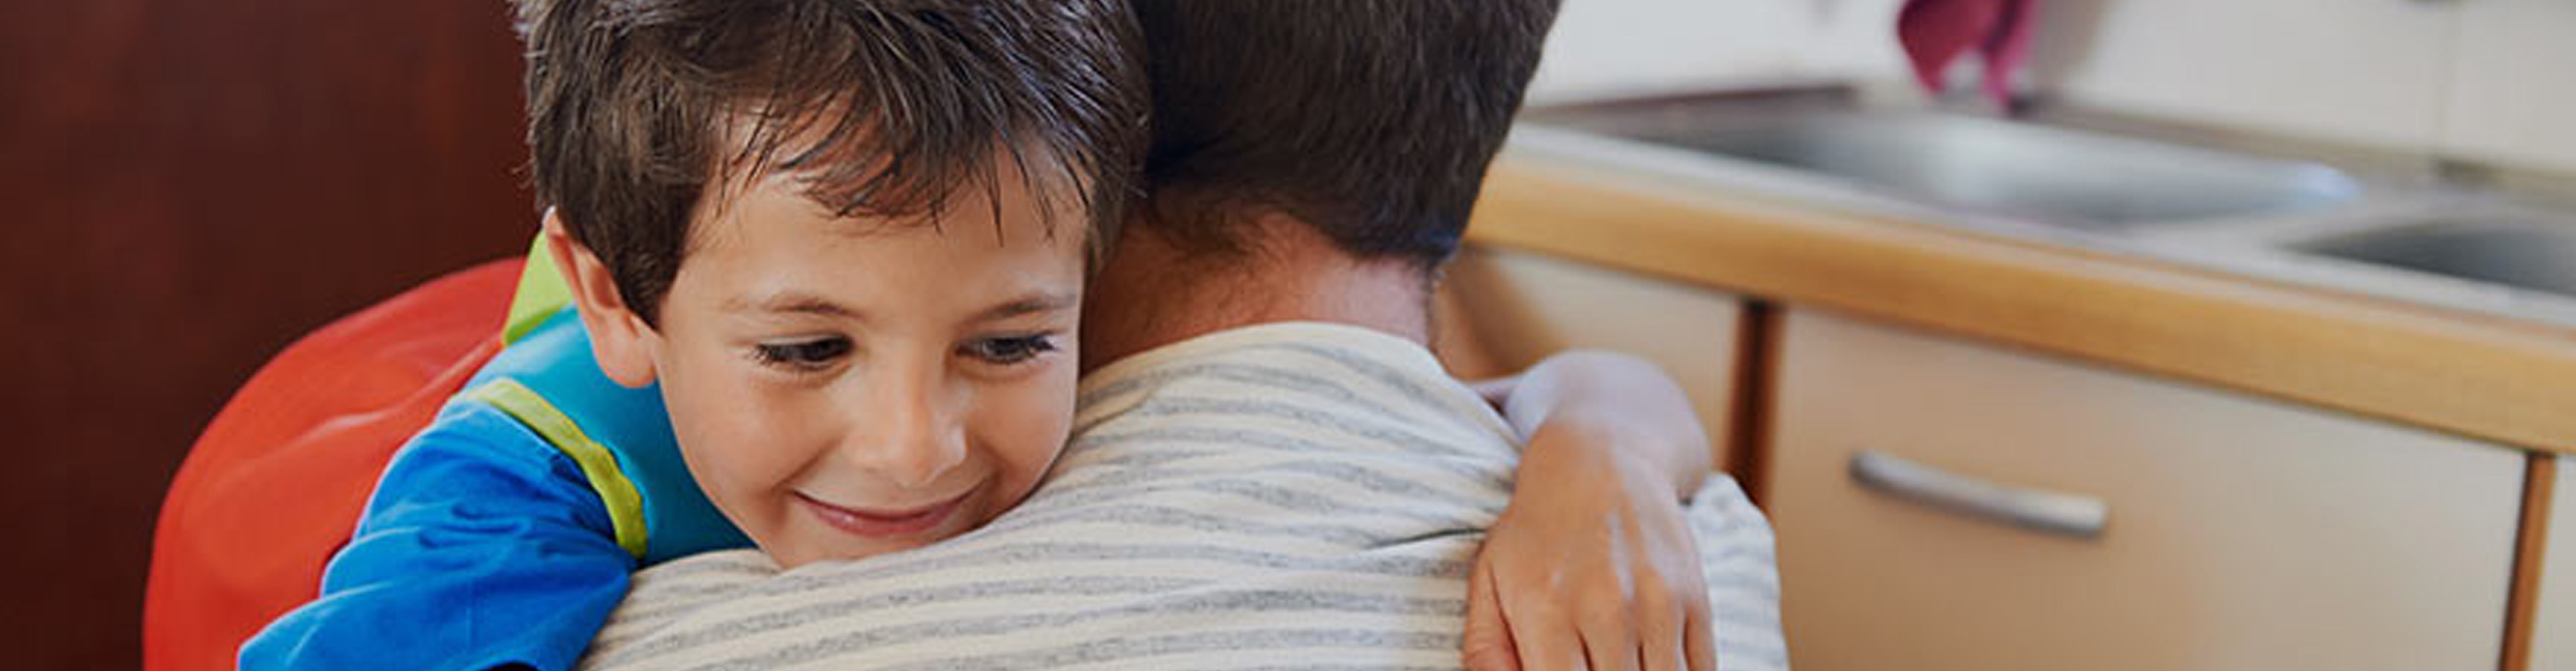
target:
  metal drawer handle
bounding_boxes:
[1848,450,2108,539]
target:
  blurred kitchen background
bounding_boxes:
[3,2,531,669]
[1535,0,2574,175]
[5,0,2572,669]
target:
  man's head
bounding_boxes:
[1126,0,1562,272]
[515,0,1146,568]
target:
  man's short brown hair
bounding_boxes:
[1130,0,1560,270]
[516,0,1147,323]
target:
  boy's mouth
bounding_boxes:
[796,490,969,539]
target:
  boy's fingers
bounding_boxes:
[1639,596,1684,671]
[1527,635,1591,671]
[1580,606,1642,671]
[1462,558,1522,671]
[1683,599,1717,671]
[1511,595,1585,671]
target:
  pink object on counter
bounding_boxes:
[1898,0,2038,110]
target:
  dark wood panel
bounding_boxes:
[0,1,533,668]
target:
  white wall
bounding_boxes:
[2032,0,2455,152]
[1529,0,1909,104]
[1532,0,2576,174]
[2443,0,2576,176]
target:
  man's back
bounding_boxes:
[581,323,1786,671]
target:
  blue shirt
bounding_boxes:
[239,309,749,671]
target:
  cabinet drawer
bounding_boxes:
[1768,309,2524,671]
[1437,246,1743,468]
[2533,456,2575,671]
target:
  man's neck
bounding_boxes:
[1080,217,1432,372]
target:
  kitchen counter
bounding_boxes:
[1462,134,2576,452]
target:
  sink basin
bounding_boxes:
[1515,87,2576,324]
[1538,103,2362,228]
[2292,216,2576,297]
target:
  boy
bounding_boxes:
[242,1,1148,668]
[245,1,1725,670]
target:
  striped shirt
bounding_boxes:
[580,322,1787,671]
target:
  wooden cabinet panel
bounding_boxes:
[1768,309,2524,671]
[1436,246,1744,469]
[2532,456,2575,671]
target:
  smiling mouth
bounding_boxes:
[795,491,970,538]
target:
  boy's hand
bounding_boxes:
[1464,427,1715,671]
[1460,352,1717,671]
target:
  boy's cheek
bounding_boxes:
[987,369,1079,477]
[668,378,818,503]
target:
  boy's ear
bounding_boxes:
[543,209,661,389]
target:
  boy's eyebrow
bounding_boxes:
[728,292,859,319]
[723,291,1075,322]
[975,292,1078,322]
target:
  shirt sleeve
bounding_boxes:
[239,403,639,671]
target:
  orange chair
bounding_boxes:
[144,259,521,671]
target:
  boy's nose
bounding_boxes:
[843,369,969,490]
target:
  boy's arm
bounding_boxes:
[240,406,639,671]
[1473,350,1713,496]
[1462,350,1718,671]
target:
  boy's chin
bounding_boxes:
[764,535,930,570]
[761,512,965,570]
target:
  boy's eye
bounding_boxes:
[753,337,852,370]
[963,334,1057,365]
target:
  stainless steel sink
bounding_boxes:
[1513,85,2576,326]
[1535,97,2361,228]
[2292,215,2576,297]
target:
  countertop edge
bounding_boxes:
[1464,153,2576,453]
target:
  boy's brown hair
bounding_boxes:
[515,0,1147,323]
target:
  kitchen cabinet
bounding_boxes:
[1436,246,1746,469]
[1765,308,2526,671]
[2532,455,2575,671]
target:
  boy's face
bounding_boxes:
[566,153,1089,569]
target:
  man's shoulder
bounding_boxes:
[1040,323,1512,504]
[1087,321,1438,369]
[1077,321,1486,419]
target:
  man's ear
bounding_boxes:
[543,209,660,389]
